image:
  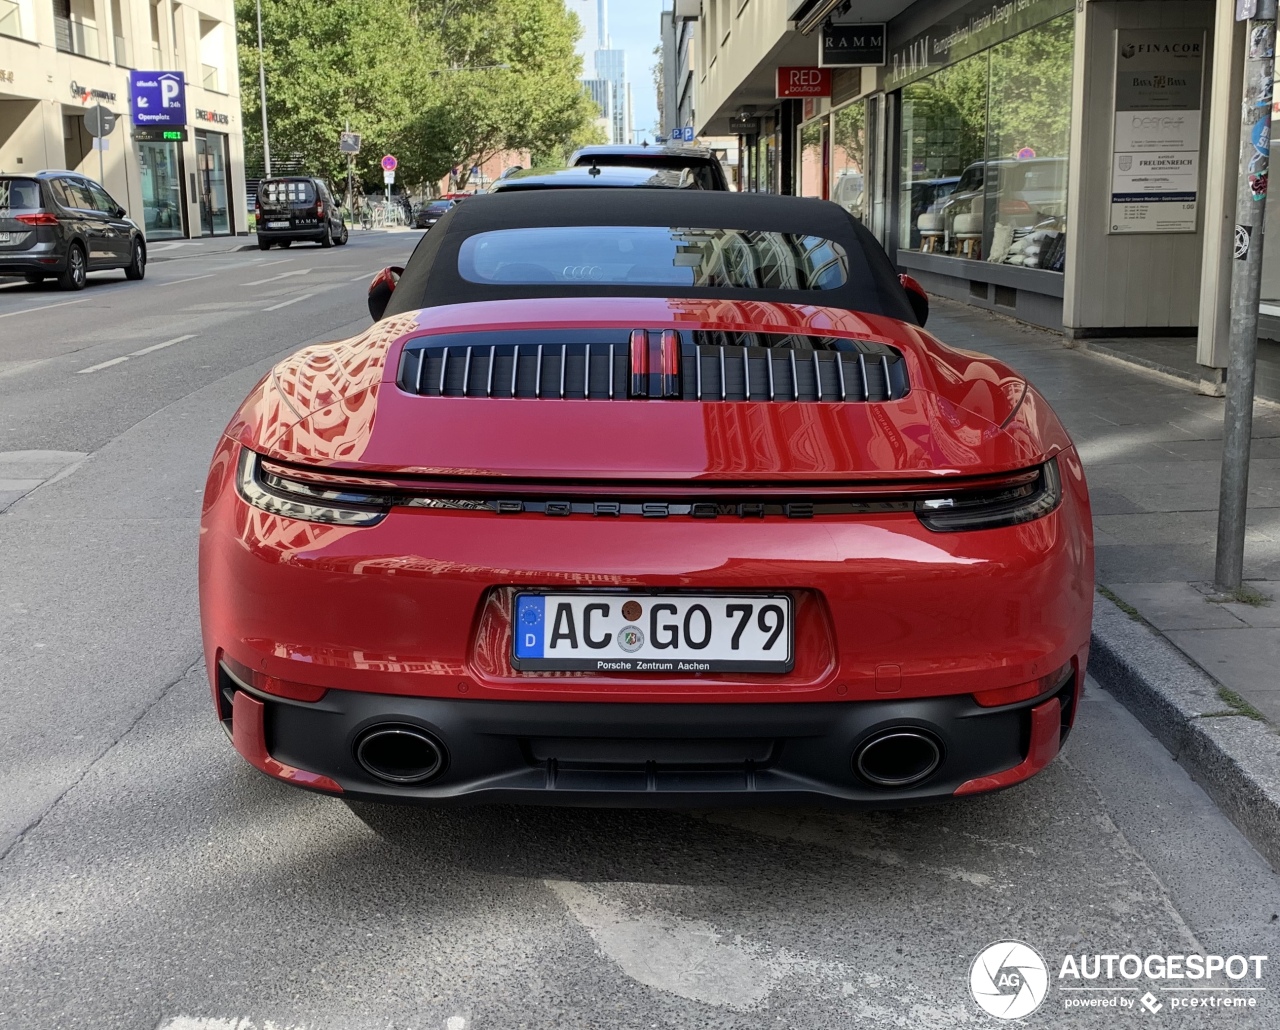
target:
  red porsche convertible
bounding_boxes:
[199,190,1092,806]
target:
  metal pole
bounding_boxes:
[1215,1,1278,594]
[255,0,271,177]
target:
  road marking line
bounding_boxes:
[76,334,198,373]
[75,355,129,374]
[263,292,316,311]
[349,270,382,281]
[156,274,214,287]
[0,298,90,320]
[129,333,197,356]
[256,258,294,267]
[242,268,311,287]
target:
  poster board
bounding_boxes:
[1109,29,1206,234]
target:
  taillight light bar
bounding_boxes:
[630,329,682,398]
[16,213,58,226]
[659,330,680,398]
[629,329,648,396]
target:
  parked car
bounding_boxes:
[255,176,348,249]
[0,170,146,290]
[940,157,1067,228]
[413,199,456,229]
[200,189,1093,808]
[488,166,704,193]
[569,143,731,191]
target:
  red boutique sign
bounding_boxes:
[776,67,831,98]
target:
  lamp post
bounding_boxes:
[255,0,271,177]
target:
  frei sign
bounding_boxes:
[129,71,187,126]
[776,67,832,98]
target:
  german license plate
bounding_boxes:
[267,221,289,228]
[0,232,11,244]
[512,593,793,673]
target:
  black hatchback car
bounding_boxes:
[0,171,146,290]
[256,177,348,249]
[413,199,455,229]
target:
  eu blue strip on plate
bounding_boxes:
[514,594,545,659]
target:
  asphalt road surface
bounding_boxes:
[1,235,1277,1029]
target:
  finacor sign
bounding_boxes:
[775,67,831,98]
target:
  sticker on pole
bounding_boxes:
[1236,224,1253,260]
[381,154,398,172]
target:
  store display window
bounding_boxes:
[830,103,866,219]
[897,13,1073,271]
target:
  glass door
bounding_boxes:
[136,140,185,239]
[195,131,231,235]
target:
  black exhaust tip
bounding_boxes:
[854,729,943,788]
[355,725,445,784]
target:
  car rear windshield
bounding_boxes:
[574,154,722,190]
[457,226,848,290]
[259,179,315,204]
[425,202,453,214]
[0,178,42,213]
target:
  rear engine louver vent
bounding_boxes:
[397,329,908,402]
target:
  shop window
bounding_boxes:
[831,103,865,218]
[800,120,826,199]
[898,13,1073,272]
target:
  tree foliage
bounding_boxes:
[237,0,597,191]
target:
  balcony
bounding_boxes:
[0,0,21,39]
[54,15,101,59]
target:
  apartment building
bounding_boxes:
[0,0,246,238]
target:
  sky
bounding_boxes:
[566,0,667,141]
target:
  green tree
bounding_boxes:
[409,0,595,188]
[238,0,599,193]
[236,0,439,187]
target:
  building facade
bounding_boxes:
[690,0,1256,392]
[0,0,247,239]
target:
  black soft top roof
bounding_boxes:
[385,189,916,323]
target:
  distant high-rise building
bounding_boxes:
[585,0,629,144]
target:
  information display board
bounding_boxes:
[1109,29,1205,234]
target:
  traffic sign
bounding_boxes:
[381,154,397,171]
[383,169,395,184]
[682,126,695,142]
[339,131,362,154]
[84,104,117,137]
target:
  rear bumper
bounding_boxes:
[0,240,65,275]
[219,662,1078,806]
[257,227,326,241]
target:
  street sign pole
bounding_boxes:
[83,105,117,187]
[255,0,271,177]
[1216,0,1279,595]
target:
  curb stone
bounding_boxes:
[1089,592,1280,870]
